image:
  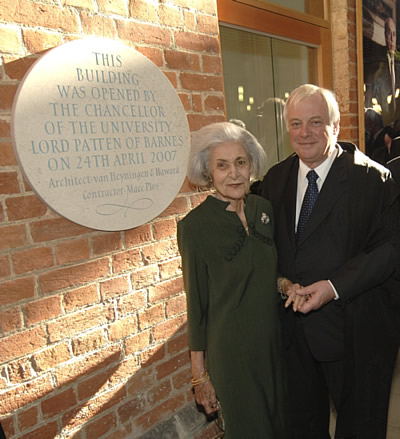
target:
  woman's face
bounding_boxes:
[209,142,251,202]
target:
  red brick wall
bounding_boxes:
[0,1,225,438]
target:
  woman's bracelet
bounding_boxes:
[191,372,211,387]
[277,277,289,300]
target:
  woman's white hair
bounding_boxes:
[283,84,341,130]
[187,121,267,187]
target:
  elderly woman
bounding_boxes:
[177,122,291,438]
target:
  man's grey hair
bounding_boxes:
[283,84,341,130]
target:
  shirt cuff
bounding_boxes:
[328,280,339,300]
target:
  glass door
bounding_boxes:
[220,25,317,170]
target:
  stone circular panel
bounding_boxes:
[12,38,190,231]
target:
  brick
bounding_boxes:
[3,56,37,81]
[0,26,22,54]
[166,294,186,318]
[80,11,117,38]
[191,192,209,208]
[7,357,34,383]
[108,315,138,341]
[118,393,148,424]
[91,232,123,256]
[0,307,23,333]
[0,85,18,110]
[134,393,185,430]
[159,258,181,280]
[130,265,159,290]
[85,411,117,438]
[71,328,107,356]
[0,277,35,307]
[142,240,178,264]
[117,20,172,47]
[0,326,47,364]
[163,70,177,87]
[180,72,223,92]
[117,290,146,315]
[158,196,189,217]
[172,365,191,390]
[102,423,133,439]
[55,238,90,264]
[0,120,10,138]
[107,356,139,388]
[0,1,80,33]
[24,295,62,327]
[0,254,11,278]
[192,93,203,112]
[196,14,219,34]
[30,217,88,243]
[22,29,63,53]
[53,345,121,387]
[64,0,95,7]
[17,405,38,432]
[39,258,110,294]
[12,247,53,275]
[135,46,163,67]
[140,343,166,368]
[112,248,142,273]
[0,142,17,166]
[64,284,99,312]
[149,277,183,303]
[42,387,77,419]
[187,114,225,132]
[156,351,189,380]
[6,195,47,221]
[62,388,126,433]
[159,4,183,28]
[152,218,177,240]
[167,332,188,355]
[0,416,14,438]
[175,32,220,54]
[138,303,164,330]
[202,54,222,73]
[204,95,225,112]
[18,421,59,439]
[124,223,152,247]
[77,363,119,401]
[97,0,127,15]
[124,329,151,355]
[174,0,216,14]
[0,171,19,194]
[32,342,71,373]
[147,379,172,405]
[100,275,130,300]
[183,10,196,31]
[165,50,201,72]
[47,304,114,343]
[152,314,186,343]
[179,92,191,111]
[128,0,157,23]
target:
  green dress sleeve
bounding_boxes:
[177,219,209,351]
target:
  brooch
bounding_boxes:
[261,212,269,224]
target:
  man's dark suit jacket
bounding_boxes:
[259,143,400,437]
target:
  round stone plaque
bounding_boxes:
[12,38,190,231]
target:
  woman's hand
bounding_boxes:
[190,350,219,414]
[193,379,218,414]
[284,280,308,312]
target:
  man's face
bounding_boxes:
[385,18,396,52]
[287,94,339,169]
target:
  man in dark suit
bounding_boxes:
[260,84,400,439]
[364,17,400,126]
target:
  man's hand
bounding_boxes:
[295,280,336,314]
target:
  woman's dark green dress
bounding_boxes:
[177,194,290,438]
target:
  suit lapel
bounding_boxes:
[282,156,299,248]
[297,149,350,245]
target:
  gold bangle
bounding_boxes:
[191,372,210,387]
[277,277,289,300]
